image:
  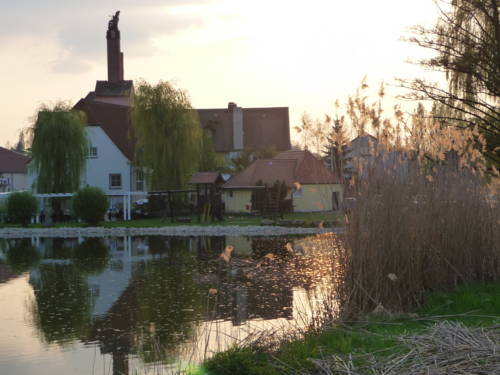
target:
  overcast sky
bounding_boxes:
[0,0,441,145]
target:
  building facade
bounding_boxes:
[0,147,29,192]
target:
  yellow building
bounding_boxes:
[223,150,343,213]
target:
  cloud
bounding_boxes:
[0,1,218,73]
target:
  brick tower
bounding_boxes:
[106,11,124,82]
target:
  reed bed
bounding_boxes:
[310,321,500,374]
[336,159,500,319]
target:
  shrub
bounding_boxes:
[7,191,38,226]
[72,187,108,225]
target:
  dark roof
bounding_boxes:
[189,172,225,185]
[74,92,134,160]
[95,80,133,97]
[196,108,234,152]
[196,105,291,153]
[243,107,290,151]
[0,147,30,173]
[224,150,340,189]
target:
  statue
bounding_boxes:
[108,11,120,31]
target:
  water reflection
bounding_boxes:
[0,234,336,374]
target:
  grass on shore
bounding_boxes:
[199,282,500,375]
[0,212,341,229]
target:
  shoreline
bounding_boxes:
[0,225,339,238]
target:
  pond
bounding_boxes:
[0,234,337,375]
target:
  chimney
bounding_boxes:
[228,102,244,150]
[106,11,124,82]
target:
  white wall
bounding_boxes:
[84,126,131,196]
[0,172,27,192]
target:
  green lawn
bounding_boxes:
[0,212,341,229]
[199,282,500,375]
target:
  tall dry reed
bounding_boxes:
[335,158,500,318]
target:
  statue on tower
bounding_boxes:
[108,11,120,32]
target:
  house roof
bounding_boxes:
[224,149,340,189]
[0,147,30,173]
[224,159,297,188]
[274,150,340,184]
[74,91,134,161]
[196,104,291,153]
[242,107,291,151]
[189,172,225,185]
[75,90,290,162]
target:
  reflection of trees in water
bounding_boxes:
[88,246,205,365]
[43,238,77,259]
[21,234,333,371]
[134,254,205,363]
[29,264,93,344]
[73,238,110,275]
[6,239,40,273]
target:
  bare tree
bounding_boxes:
[401,0,500,166]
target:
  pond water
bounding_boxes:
[0,234,336,375]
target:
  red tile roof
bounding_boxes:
[74,92,134,161]
[76,85,290,163]
[274,150,340,184]
[224,159,297,188]
[0,147,29,173]
[224,150,340,189]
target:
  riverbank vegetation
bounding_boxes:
[201,282,500,375]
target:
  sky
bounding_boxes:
[0,0,441,146]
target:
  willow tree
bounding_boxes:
[403,0,500,166]
[30,103,88,193]
[132,80,202,190]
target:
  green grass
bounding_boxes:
[200,281,500,375]
[0,212,341,229]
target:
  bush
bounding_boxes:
[7,191,38,226]
[72,187,108,225]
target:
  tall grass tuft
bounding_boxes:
[336,158,500,319]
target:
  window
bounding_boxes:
[136,170,144,191]
[87,146,98,158]
[109,173,122,189]
[227,191,233,198]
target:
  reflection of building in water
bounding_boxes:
[87,283,136,375]
[17,233,322,375]
[207,273,295,325]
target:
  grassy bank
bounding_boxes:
[198,282,500,375]
[0,212,341,229]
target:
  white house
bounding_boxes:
[0,147,29,193]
